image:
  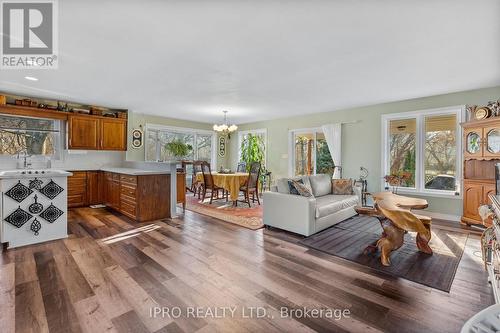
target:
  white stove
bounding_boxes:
[0,169,72,248]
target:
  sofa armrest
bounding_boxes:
[263,191,316,236]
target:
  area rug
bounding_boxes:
[300,215,468,292]
[184,194,263,230]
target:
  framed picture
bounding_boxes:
[218,136,226,157]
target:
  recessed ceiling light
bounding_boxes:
[24,76,38,81]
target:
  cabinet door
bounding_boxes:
[87,171,101,205]
[484,126,500,158]
[68,116,99,150]
[99,118,127,151]
[68,171,87,207]
[484,183,496,205]
[464,128,483,159]
[463,182,483,221]
[102,172,113,207]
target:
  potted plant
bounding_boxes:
[240,134,267,184]
[384,171,412,194]
[164,140,193,160]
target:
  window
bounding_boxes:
[0,114,62,157]
[289,128,335,176]
[382,106,463,196]
[237,129,267,167]
[145,124,215,164]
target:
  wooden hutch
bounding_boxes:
[461,118,500,225]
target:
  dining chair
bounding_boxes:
[236,162,247,173]
[238,161,261,207]
[200,161,227,204]
[191,161,204,198]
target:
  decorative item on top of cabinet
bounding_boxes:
[461,117,500,226]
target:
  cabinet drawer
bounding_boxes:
[120,185,136,197]
[120,174,137,185]
[120,200,136,217]
[120,193,136,205]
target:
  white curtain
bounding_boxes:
[321,123,342,179]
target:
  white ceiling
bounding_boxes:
[1,0,499,124]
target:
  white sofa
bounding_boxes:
[263,174,361,236]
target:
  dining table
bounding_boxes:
[196,172,249,202]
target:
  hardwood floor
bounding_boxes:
[0,207,493,333]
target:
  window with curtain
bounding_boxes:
[0,114,62,157]
[382,106,462,195]
[289,128,334,176]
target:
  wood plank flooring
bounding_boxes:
[0,207,493,333]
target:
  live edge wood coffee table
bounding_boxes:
[355,192,433,266]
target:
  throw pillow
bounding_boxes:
[291,179,313,197]
[288,179,303,195]
[332,178,354,195]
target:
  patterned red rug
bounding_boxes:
[184,193,263,230]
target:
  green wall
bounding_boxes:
[228,86,500,217]
[126,112,229,166]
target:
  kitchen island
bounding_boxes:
[67,166,177,221]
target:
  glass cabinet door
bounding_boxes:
[466,131,481,155]
[486,128,500,155]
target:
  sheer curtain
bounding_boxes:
[321,123,342,178]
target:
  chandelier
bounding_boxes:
[213,110,238,135]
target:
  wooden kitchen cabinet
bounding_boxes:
[99,118,127,150]
[177,172,186,211]
[68,116,99,150]
[87,171,102,205]
[68,169,171,221]
[68,171,87,207]
[68,115,127,151]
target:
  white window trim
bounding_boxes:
[288,127,324,177]
[144,123,216,165]
[381,105,465,198]
[237,128,267,167]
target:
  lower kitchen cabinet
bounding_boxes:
[68,170,175,222]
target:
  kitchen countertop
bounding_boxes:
[99,167,171,176]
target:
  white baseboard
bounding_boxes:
[413,209,461,222]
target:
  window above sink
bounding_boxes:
[0,114,62,158]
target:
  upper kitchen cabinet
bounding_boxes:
[68,115,127,151]
[99,118,127,150]
[68,115,99,149]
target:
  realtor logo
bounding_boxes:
[1,0,58,69]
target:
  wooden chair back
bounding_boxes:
[247,162,261,190]
[201,161,215,188]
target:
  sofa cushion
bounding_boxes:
[309,174,332,197]
[332,178,354,195]
[276,177,312,194]
[315,194,359,218]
